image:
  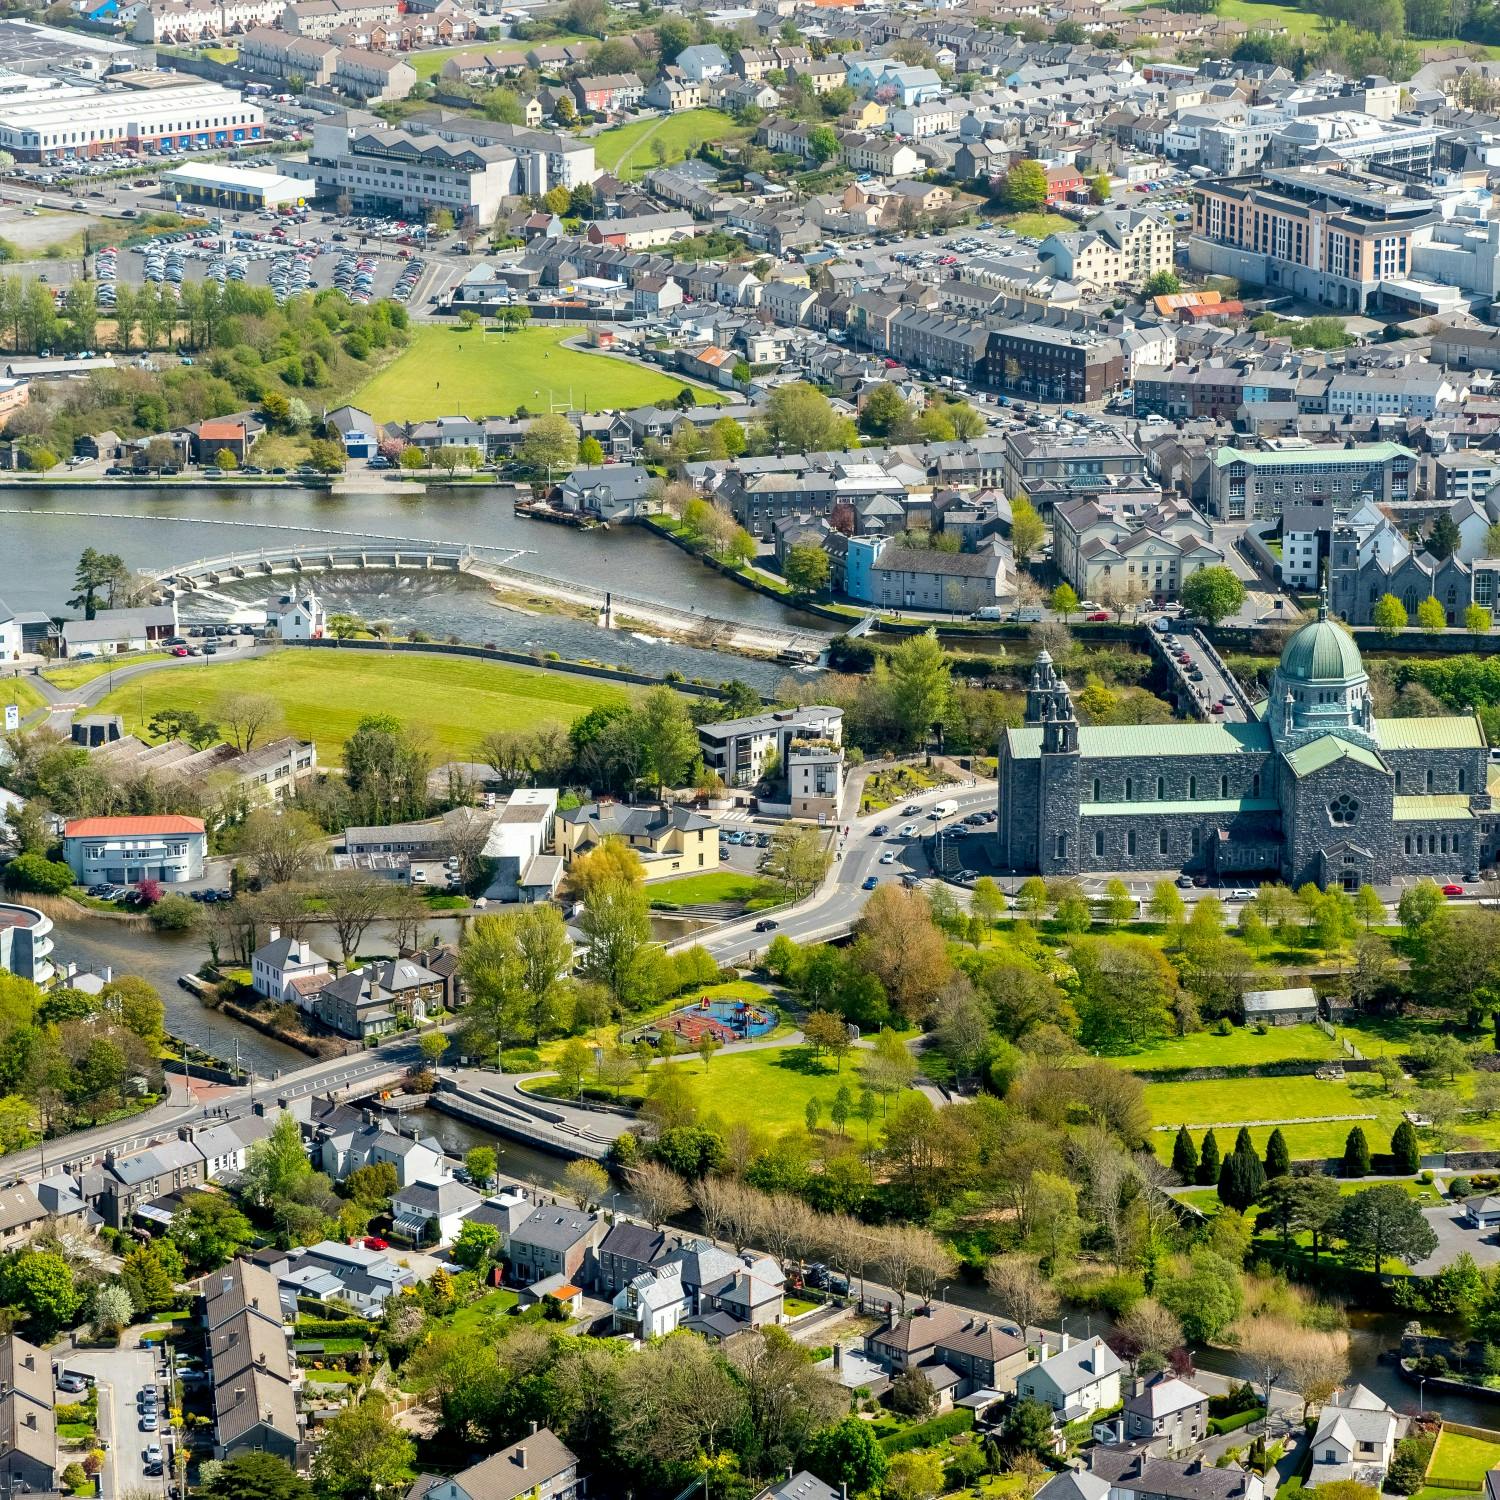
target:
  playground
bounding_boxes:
[646,996,778,1048]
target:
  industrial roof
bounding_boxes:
[1213,442,1417,467]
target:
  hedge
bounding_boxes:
[1208,1408,1266,1436]
[1423,1481,1482,1493]
[879,1409,974,1454]
[293,1317,377,1342]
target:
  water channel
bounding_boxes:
[0,485,827,690]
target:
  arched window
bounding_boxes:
[1220,775,1229,797]
[1189,775,1197,798]
[1092,777,1101,802]
[1156,776,1165,800]
[1125,777,1133,800]
[1426,769,1434,793]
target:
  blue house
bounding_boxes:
[325,404,380,459]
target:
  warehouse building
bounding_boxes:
[163,161,304,211]
[0,77,263,161]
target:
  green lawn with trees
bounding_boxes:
[352,324,728,422]
[92,650,634,759]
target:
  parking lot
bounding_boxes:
[60,1346,167,1500]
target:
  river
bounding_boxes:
[0,485,826,690]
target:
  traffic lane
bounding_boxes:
[63,1346,160,1500]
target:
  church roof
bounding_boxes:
[1377,715,1485,750]
[1283,737,1385,778]
[1392,794,1475,821]
[1004,721,1270,760]
[1279,612,1364,684]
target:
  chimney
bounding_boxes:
[530,1421,538,1435]
[513,1447,527,1470]
[833,1342,843,1370]
[234,1387,246,1404]
[267,927,280,946]
[1061,1330,1072,1352]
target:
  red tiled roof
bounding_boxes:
[199,420,246,440]
[64,816,205,837]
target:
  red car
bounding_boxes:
[1086,611,1110,622]
[363,1236,389,1251]
[1210,703,1225,714]
[171,646,189,657]
[1443,883,1465,897]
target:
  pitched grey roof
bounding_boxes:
[416,1428,577,1500]
[511,1205,597,1251]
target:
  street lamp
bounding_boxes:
[1418,1374,1428,1416]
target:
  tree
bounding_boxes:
[170,1190,253,1271]
[1218,1133,1266,1211]
[1157,1248,1244,1344]
[5,854,74,895]
[219,693,282,755]
[636,686,699,793]
[859,382,911,438]
[887,628,950,749]
[852,886,952,1023]
[1264,1127,1291,1180]
[1337,1183,1439,1273]
[578,878,653,1005]
[1372,593,1407,640]
[1430,512,1463,560]
[68,547,127,620]
[562,1157,609,1211]
[1467,604,1494,636]
[520,413,578,474]
[1143,270,1182,296]
[0,1250,80,1337]
[1417,595,1448,635]
[806,1418,889,1497]
[240,1113,311,1209]
[764,824,832,898]
[629,1160,690,1227]
[1341,1125,1372,1179]
[1050,583,1080,620]
[464,1146,496,1189]
[766,383,855,452]
[91,1282,133,1341]
[239,807,325,886]
[1197,1128,1221,1187]
[1182,565,1246,625]
[321,871,391,966]
[202,1455,312,1500]
[312,1397,415,1500]
[785,543,831,597]
[1002,159,1048,211]
[984,1253,1059,1329]
[1005,1396,1057,1458]
[808,124,839,162]
[121,1245,177,1314]
[1171,1124,1199,1181]
[1391,1119,1421,1175]
[1010,496,1045,564]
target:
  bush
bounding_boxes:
[499,1048,542,1072]
[149,894,199,931]
[1208,1408,1265,1436]
[293,1317,376,1341]
[879,1409,973,1455]
[4,854,75,894]
[1209,1384,1262,1417]
[1387,1433,1435,1495]
[1063,1270,1144,1317]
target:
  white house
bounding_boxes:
[0,598,20,661]
[62,814,206,885]
[1464,1195,1500,1230]
[316,1116,451,1188]
[1310,1386,1400,1487]
[613,1265,687,1339]
[250,928,334,1006]
[675,43,730,81]
[1015,1336,1123,1422]
[267,590,326,642]
[390,1178,483,1245]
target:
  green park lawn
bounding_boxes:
[646,871,781,908]
[92,650,632,760]
[0,676,45,719]
[42,653,168,692]
[1145,1072,1403,1163]
[1428,1431,1500,1485]
[352,324,728,422]
[1002,212,1075,238]
[1101,1024,1341,1073]
[593,108,750,180]
[447,1287,518,1335]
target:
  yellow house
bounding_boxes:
[841,99,887,129]
[554,802,720,880]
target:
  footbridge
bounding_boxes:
[155,542,495,597]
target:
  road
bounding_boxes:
[688,778,999,964]
[61,1347,161,1500]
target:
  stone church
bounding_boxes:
[996,604,1498,889]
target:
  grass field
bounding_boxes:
[646,871,780,908]
[1002,212,1076,238]
[1145,1073,1401,1163]
[409,45,474,79]
[447,1287,518,1334]
[0,676,45,719]
[42,653,168,692]
[92,651,632,760]
[352,324,728,422]
[1428,1431,1500,1484]
[593,109,750,180]
[1102,1024,1341,1073]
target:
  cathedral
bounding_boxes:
[996,604,1499,889]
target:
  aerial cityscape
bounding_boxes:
[7,0,1500,1497]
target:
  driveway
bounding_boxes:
[61,1340,168,1498]
[1411,1204,1500,1275]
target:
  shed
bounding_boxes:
[1241,986,1318,1026]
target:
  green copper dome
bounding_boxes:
[1279,605,1364,684]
